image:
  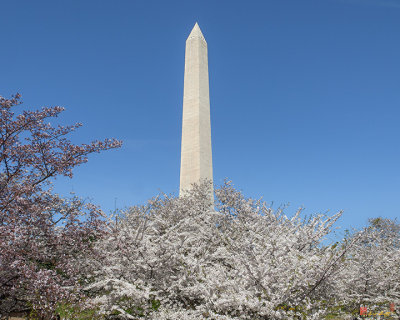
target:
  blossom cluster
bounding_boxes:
[85,182,400,319]
[0,95,121,318]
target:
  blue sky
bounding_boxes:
[1,0,399,235]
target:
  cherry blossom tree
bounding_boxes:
[331,218,400,317]
[86,181,354,319]
[0,94,122,318]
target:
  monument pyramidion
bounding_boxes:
[179,23,213,198]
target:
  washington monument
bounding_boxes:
[179,23,213,196]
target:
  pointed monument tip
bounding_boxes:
[187,22,206,41]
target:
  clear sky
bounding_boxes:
[1,0,399,235]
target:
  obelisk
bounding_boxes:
[179,23,213,197]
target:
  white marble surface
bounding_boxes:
[179,23,213,196]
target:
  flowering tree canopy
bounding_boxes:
[86,182,355,320]
[0,94,122,318]
[331,217,400,316]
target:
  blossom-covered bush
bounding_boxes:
[87,182,353,319]
[331,218,400,317]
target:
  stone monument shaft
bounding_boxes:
[179,23,213,196]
